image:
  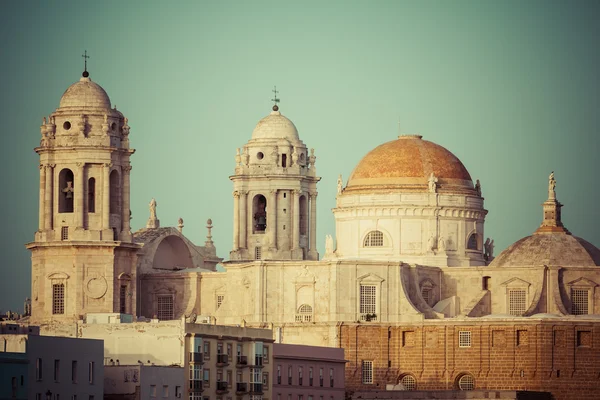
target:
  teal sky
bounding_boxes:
[1,1,599,313]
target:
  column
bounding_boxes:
[309,192,317,253]
[233,191,240,250]
[38,164,45,231]
[103,163,111,230]
[292,190,300,249]
[75,162,85,229]
[269,190,277,249]
[239,191,247,249]
[44,164,54,230]
[121,165,132,235]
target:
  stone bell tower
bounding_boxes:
[229,92,320,261]
[26,59,139,324]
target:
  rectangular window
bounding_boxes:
[459,331,472,348]
[72,360,77,383]
[329,368,334,387]
[52,283,65,315]
[157,295,174,320]
[288,366,292,385]
[319,368,323,387]
[359,285,377,321]
[175,386,181,398]
[572,289,589,315]
[36,358,42,381]
[54,359,60,382]
[218,342,224,354]
[309,367,313,386]
[204,341,211,360]
[508,289,526,316]
[217,295,224,309]
[277,365,281,384]
[361,361,373,384]
[150,385,157,397]
[263,372,269,388]
[88,361,95,384]
[163,385,169,397]
[255,247,262,260]
[299,366,303,385]
[189,364,201,380]
[203,369,210,387]
[61,226,69,240]
[119,285,127,314]
[227,343,232,356]
[263,346,269,363]
[227,370,232,387]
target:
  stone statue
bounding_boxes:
[177,217,184,233]
[428,173,438,193]
[308,148,316,168]
[548,171,556,199]
[43,116,46,125]
[149,198,157,220]
[235,148,241,166]
[325,234,334,254]
[438,236,446,251]
[291,147,299,165]
[475,179,481,196]
[243,146,250,166]
[428,235,436,252]
[337,174,343,195]
[484,238,494,260]
[63,181,74,199]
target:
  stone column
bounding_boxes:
[38,164,45,231]
[75,162,85,229]
[239,191,247,249]
[233,191,240,250]
[103,163,111,230]
[44,164,54,230]
[121,165,132,236]
[269,190,277,249]
[292,190,300,249]
[309,192,317,253]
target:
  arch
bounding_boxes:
[456,373,475,390]
[466,231,480,250]
[58,168,74,213]
[399,374,416,390]
[88,177,96,213]
[363,230,384,247]
[299,195,308,235]
[109,170,120,214]
[295,304,313,323]
[153,235,193,270]
[252,194,267,233]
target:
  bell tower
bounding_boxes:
[26,59,139,324]
[229,92,320,261]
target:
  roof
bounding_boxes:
[59,76,111,109]
[251,109,299,140]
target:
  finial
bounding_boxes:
[205,218,214,247]
[271,86,280,111]
[81,50,90,77]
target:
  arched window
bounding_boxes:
[482,276,491,290]
[109,170,120,214]
[58,168,74,213]
[253,195,267,233]
[467,233,478,250]
[400,374,416,390]
[299,195,307,235]
[457,374,475,390]
[295,304,313,322]
[363,231,384,247]
[88,177,96,213]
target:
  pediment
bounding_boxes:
[294,266,316,284]
[47,272,69,280]
[567,277,598,287]
[420,278,436,288]
[501,277,531,288]
[118,272,132,281]
[357,272,385,283]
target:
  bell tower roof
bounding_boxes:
[251,107,299,141]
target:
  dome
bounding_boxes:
[59,76,111,109]
[489,233,600,267]
[346,135,474,193]
[251,108,299,141]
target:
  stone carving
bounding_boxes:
[291,147,299,165]
[84,275,108,299]
[548,171,556,199]
[438,236,446,252]
[271,146,279,166]
[205,219,214,247]
[178,217,184,233]
[243,146,250,166]
[235,148,241,166]
[325,234,334,254]
[428,173,438,193]
[308,148,316,168]
[62,181,74,199]
[122,117,130,136]
[149,198,157,219]
[337,174,343,195]
[43,116,46,125]
[146,198,160,229]
[475,179,481,196]
[428,235,436,252]
[484,238,495,260]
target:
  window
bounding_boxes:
[217,295,224,309]
[150,385,157,397]
[458,331,471,348]
[175,386,181,398]
[263,346,269,363]
[299,366,303,385]
[363,231,384,247]
[189,365,201,380]
[571,288,589,315]
[253,195,267,233]
[277,365,281,384]
[109,170,120,214]
[36,358,42,380]
[400,375,416,390]
[61,226,69,240]
[482,276,491,291]
[509,289,527,316]
[203,369,210,387]
[157,295,174,320]
[329,368,334,387]
[421,286,432,306]
[361,361,373,384]
[54,359,60,381]
[295,304,313,322]
[288,366,292,385]
[263,372,269,388]
[58,168,74,213]
[458,374,475,390]
[72,360,77,383]
[467,233,478,250]
[204,341,211,360]
[119,285,127,314]
[162,385,169,397]
[88,361,95,384]
[255,247,262,260]
[227,370,232,387]
[359,285,377,321]
[88,177,96,213]
[227,343,232,356]
[319,368,323,387]
[309,367,313,386]
[52,282,66,314]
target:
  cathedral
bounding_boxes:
[27,68,600,400]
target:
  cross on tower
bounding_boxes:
[82,50,90,77]
[271,86,280,104]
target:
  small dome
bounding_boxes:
[346,135,474,193]
[251,109,299,140]
[59,77,111,109]
[489,233,600,267]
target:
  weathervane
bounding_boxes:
[82,50,90,77]
[271,86,280,111]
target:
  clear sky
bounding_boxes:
[1,0,599,313]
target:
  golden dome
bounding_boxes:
[346,135,474,194]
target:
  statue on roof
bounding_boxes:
[548,171,556,200]
[428,172,438,193]
[337,174,343,195]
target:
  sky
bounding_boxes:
[1,0,599,313]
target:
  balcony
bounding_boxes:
[254,355,263,367]
[236,382,248,394]
[250,383,263,394]
[217,353,229,367]
[188,352,203,364]
[216,381,229,394]
[359,313,378,322]
[189,380,203,393]
[236,355,248,367]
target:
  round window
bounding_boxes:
[257,152,264,160]
[63,121,71,130]
[400,375,416,390]
[458,374,474,390]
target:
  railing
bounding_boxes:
[295,314,313,323]
[188,352,203,363]
[217,354,229,366]
[359,313,378,322]
[250,383,263,394]
[189,380,203,393]
[236,382,248,394]
[236,355,248,366]
[216,381,229,393]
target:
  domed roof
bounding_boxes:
[489,233,600,267]
[59,76,111,109]
[346,135,474,193]
[251,108,299,141]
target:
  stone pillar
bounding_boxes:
[269,190,277,249]
[44,164,54,230]
[103,163,111,230]
[292,190,300,249]
[75,162,85,229]
[239,191,247,249]
[309,192,318,256]
[121,165,132,237]
[38,164,45,231]
[233,191,240,250]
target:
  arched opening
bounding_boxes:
[295,304,313,322]
[153,235,194,270]
[58,168,74,213]
[457,374,475,390]
[363,230,384,247]
[109,170,120,214]
[467,233,478,250]
[88,177,96,213]
[281,154,287,168]
[399,374,416,390]
[482,276,491,290]
[299,195,307,235]
[253,194,267,233]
